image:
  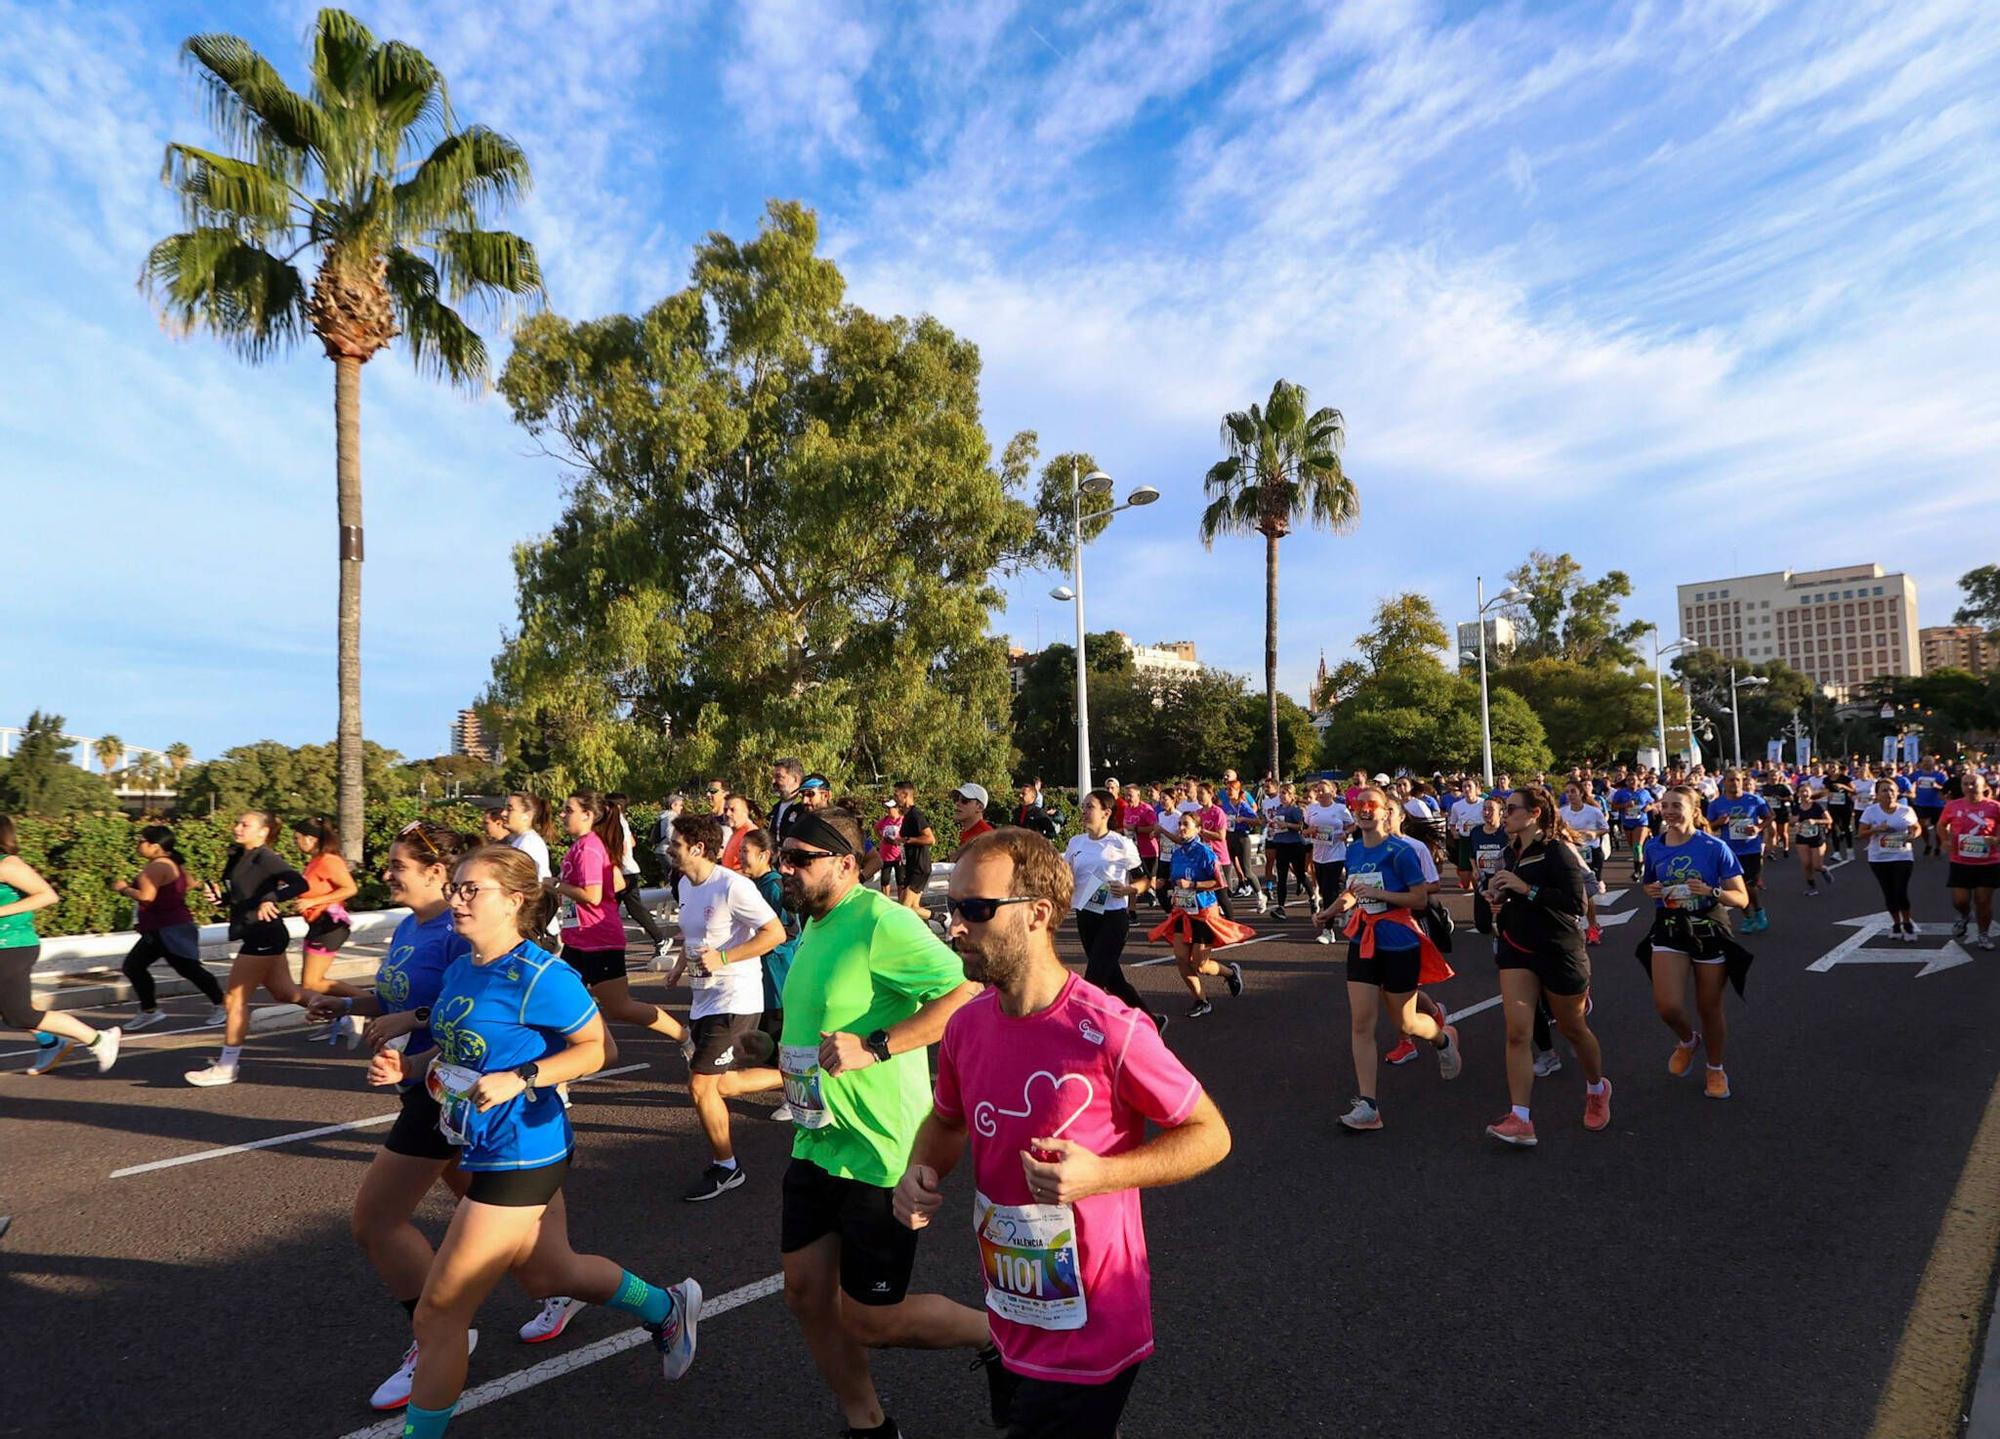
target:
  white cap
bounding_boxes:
[953,782,990,807]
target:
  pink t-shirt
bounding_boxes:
[1197,804,1230,868]
[875,814,904,864]
[1943,798,2000,866]
[559,831,624,949]
[933,976,1202,1383]
[1126,802,1160,860]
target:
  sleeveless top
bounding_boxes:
[0,878,38,948]
[137,865,195,932]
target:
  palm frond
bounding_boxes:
[163,144,296,237]
[142,229,308,358]
[1197,487,1262,546]
[308,8,379,104]
[430,227,544,305]
[368,39,450,143]
[385,247,489,383]
[182,33,325,171]
[394,127,531,228]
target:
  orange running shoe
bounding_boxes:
[1583,1078,1613,1131]
[1704,1066,1731,1100]
[1485,1112,1538,1147]
[1384,1037,1420,1066]
[1667,1035,1700,1077]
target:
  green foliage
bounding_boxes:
[1670,649,1816,757]
[1355,594,1450,672]
[1502,551,1648,667]
[0,712,119,816]
[1322,661,1551,776]
[1008,632,1134,783]
[490,201,1034,802]
[1490,658,1664,766]
[1096,668,1256,782]
[1954,564,2000,632]
[177,739,411,817]
[1235,691,1319,781]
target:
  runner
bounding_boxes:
[184,810,308,1087]
[664,811,788,1201]
[892,780,937,926]
[1639,785,1753,1101]
[894,827,1232,1437]
[1706,771,1773,934]
[1857,779,1921,941]
[740,828,802,1120]
[1612,771,1653,866]
[718,791,760,872]
[480,807,510,844]
[1119,783,1165,912]
[1193,782,1237,918]
[1264,782,1312,921]
[501,792,554,881]
[1009,783,1061,841]
[1793,786,1833,896]
[1315,785,1459,1132]
[1823,763,1858,861]
[290,815,368,1005]
[1062,788,1160,1029]
[113,823,226,1030]
[1911,758,1951,857]
[1448,779,1486,887]
[954,783,995,844]
[1758,770,1796,857]
[1559,781,1609,944]
[770,757,809,843]
[1146,810,1252,1018]
[1304,780,1353,945]
[1222,776,1260,896]
[1378,797,1455,1069]
[607,792,670,959]
[373,843,700,1438]
[874,797,905,895]
[1462,797,1509,937]
[1480,786,1609,1147]
[772,808,982,1439]
[1939,771,2000,949]
[2,813,122,1074]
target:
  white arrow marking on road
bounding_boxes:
[1595,908,1640,928]
[1595,887,1635,910]
[1807,918,1974,978]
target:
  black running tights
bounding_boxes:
[1871,861,1913,914]
[123,926,224,1007]
[1271,847,1313,906]
[1075,909,1152,1016]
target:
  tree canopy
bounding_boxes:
[178,739,409,817]
[1954,564,2000,632]
[1503,551,1648,667]
[1489,657,1665,766]
[1320,663,1551,777]
[0,713,118,817]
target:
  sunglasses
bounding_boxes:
[1350,803,1380,813]
[946,895,1037,923]
[777,847,842,869]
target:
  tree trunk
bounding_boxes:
[334,355,365,865]
[1265,530,1281,780]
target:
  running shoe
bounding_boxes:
[1667,1036,1700,1077]
[1384,1037,1420,1066]
[1981,933,1996,952]
[769,1101,795,1122]
[678,1031,696,1065]
[1225,961,1244,997]
[1338,1097,1383,1131]
[1583,1078,1613,1132]
[1532,1049,1563,1078]
[1435,1025,1462,1080]
[519,1296,585,1344]
[1585,924,1603,946]
[125,1009,167,1032]
[649,1278,702,1382]
[202,1004,228,1026]
[1315,929,1336,944]
[1953,917,1971,940]
[1704,1066,1731,1100]
[90,1027,121,1073]
[184,1061,239,1087]
[25,1037,73,1075]
[1271,906,1288,922]
[1804,886,1817,897]
[1822,867,1835,887]
[1185,999,1213,1019]
[370,1330,479,1410]
[1485,1113,1537,1147]
[682,1163,746,1203]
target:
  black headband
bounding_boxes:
[789,812,857,856]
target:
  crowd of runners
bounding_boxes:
[2,748,1998,1437]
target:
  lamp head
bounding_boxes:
[1125,484,1160,507]
[1081,470,1114,498]
[1049,585,1076,602]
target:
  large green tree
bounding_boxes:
[1670,649,1815,764]
[1490,657,1664,766]
[144,8,543,863]
[1010,632,1133,785]
[1955,564,2000,632]
[1199,379,1358,781]
[1503,551,1647,666]
[0,713,118,817]
[492,202,1037,799]
[1096,668,1255,782]
[1321,663,1552,777]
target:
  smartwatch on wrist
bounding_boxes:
[412,1006,431,1025]
[863,1029,892,1065]
[515,1062,541,1092]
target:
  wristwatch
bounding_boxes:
[514,1062,541,1092]
[863,1029,892,1065]
[412,1006,431,1025]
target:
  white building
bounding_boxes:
[1455,615,1516,662]
[1124,636,1200,679]
[1676,563,1919,696]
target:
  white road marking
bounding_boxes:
[1595,887,1636,910]
[1133,935,1275,967]
[107,1064,652,1179]
[1446,994,1503,1023]
[335,1272,789,1439]
[1594,909,1641,928]
[1808,919,1974,978]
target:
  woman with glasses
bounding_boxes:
[185,810,309,1087]
[1145,809,1251,1018]
[1479,787,1609,1147]
[372,844,701,1438]
[1638,786,1752,1101]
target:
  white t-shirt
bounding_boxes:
[1860,803,1918,864]
[1560,805,1607,849]
[1394,834,1441,884]
[1697,778,1720,800]
[618,816,642,876]
[1063,832,1143,913]
[508,829,552,881]
[675,866,778,1017]
[1448,798,1485,838]
[1304,802,1353,863]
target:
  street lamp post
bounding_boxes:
[1727,667,1769,769]
[1650,630,1693,767]
[1051,462,1160,799]
[1474,578,1524,787]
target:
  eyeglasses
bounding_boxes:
[1350,803,1379,813]
[443,881,501,902]
[777,847,841,870]
[946,895,1037,923]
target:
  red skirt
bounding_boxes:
[1147,906,1257,948]
[1343,907,1454,985]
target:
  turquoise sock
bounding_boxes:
[603,1269,673,1326]
[400,1402,455,1439]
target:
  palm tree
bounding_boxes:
[1199,379,1357,780]
[165,742,194,783]
[144,9,543,862]
[94,734,126,777]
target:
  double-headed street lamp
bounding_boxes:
[1727,667,1768,769]
[1649,629,1694,767]
[1472,577,1524,786]
[1048,461,1160,798]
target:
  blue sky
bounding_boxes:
[3,0,1996,762]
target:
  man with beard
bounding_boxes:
[894,828,1232,1437]
[774,809,984,1439]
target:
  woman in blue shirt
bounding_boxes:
[371,844,701,1438]
[1639,787,1752,1101]
[1146,810,1252,1018]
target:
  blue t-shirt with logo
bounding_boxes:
[1222,797,1258,834]
[1612,788,1652,828]
[1641,832,1744,914]
[431,941,598,1172]
[1705,795,1771,855]
[1343,836,1428,950]
[375,909,471,1068]
[1911,771,1949,808]
[1167,840,1221,910]
[1266,803,1307,845]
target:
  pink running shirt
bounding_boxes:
[1197,803,1231,868]
[1942,798,2000,866]
[933,976,1202,1383]
[1126,802,1160,860]
[558,831,625,949]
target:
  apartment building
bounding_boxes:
[451,708,496,762]
[1920,625,1994,676]
[1676,564,1919,695]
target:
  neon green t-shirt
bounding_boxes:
[780,883,965,1188]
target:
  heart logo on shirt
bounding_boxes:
[974,1070,1095,1140]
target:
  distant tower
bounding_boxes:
[1313,649,1329,707]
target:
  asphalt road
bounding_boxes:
[4,848,1997,1438]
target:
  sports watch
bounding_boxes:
[514,1062,541,1092]
[863,1029,892,1065]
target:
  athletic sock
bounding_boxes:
[1677,1035,1699,1050]
[1706,1063,1725,1072]
[400,1401,455,1438]
[714,1156,738,1172]
[88,1030,106,1048]
[1510,1105,1531,1122]
[604,1270,674,1327]
[1586,1079,1607,1095]
[220,1045,243,1067]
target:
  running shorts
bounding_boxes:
[898,849,933,891]
[1494,939,1591,997]
[1641,911,1732,964]
[465,1154,571,1207]
[688,1011,764,1075]
[384,1083,458,1161]
[304,913,351,953]
[780,1157,919,1306]
[233,919,291,956]
[1345,939,1422,992]
[1947,863,2000,889]
[990,1361,1143,1439]
[1794,831,1826,850]
[560,945,629,986]
[1738,853,1763,885]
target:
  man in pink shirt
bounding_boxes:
[1941,770,2000,949]
[895,828,1232,1436]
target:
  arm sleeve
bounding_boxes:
[1113,1011,1203,1128]
[1531,845,1587,917]
[257,855,309,904]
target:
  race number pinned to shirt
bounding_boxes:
[1729,817,1759,841]
[426,1059,483,1146]
[1963,836,1993,860]
[1172,890,1202,913]
[975,1191,1086,1332]
[780,1043,830,1129]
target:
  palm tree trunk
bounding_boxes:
[334,355,365,864]
[1265,530,1281,779]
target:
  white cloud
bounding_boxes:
[721,0,879,163]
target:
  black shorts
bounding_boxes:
[780,1157,920,1306]
[1737,853,1763,884]
[1915,806,1945,827]
[1795,831,1826,849]
[992,1361,1142,1439]
[383,1083,458,1161]
[561,945,629,986]
[233,920,291,957]
[1494,940,1591,997]
[304,914,351,953]
[465,1154,571,1207]
[688,1011,764,1074]
[1345,939,1422,993]
[899,850,933,891]
[1948,863,2000,889]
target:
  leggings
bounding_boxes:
[1074,909,1152,1016]
[123,925,224,1008]
[1,943,43,1029]
[618,883,669,947]
[1271,846,1312,905]
[1829,808,1855,849]
[1870,861,1914,913]
[1313,861,1346,913]
[1226,830,1251,877]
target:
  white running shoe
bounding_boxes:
[652,1277,702,1382]
[1533,1049,1563,1077]
[1982,933,1996,952]
[371,1329,478,1410]
[185,1061,239,1087]
[1315,930,1335,945]
[1436,1025,1463,1081]
[91,1027,121,1073]
[769,1101,795,1122]
[202,1004,229,1026]
[520,1296,585,1344]
[125,1009,167,1032]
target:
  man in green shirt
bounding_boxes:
[776,808,985,1439]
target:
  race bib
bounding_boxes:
[1083,882,1111,913]
[1172,890,1202,913]
[1348,880,1388,915]
[1961,835,1993,860]
[780,1044,831,1129]
[1797,822,1823,839]
[557,897,579,931]
[975,1191,1086,1332]
[1665,883,1694,905]
[426,1059,483,1147]
[1312,825,1342,843]
[1879,831,1912,852]
[1729,818,1759,841]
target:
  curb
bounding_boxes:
[1968,1261,2000,1438]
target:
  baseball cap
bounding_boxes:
[1372,772,1391,783]
[952,782,989,807]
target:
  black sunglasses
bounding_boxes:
[777,847,841,869]
[947,895,1037,923]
